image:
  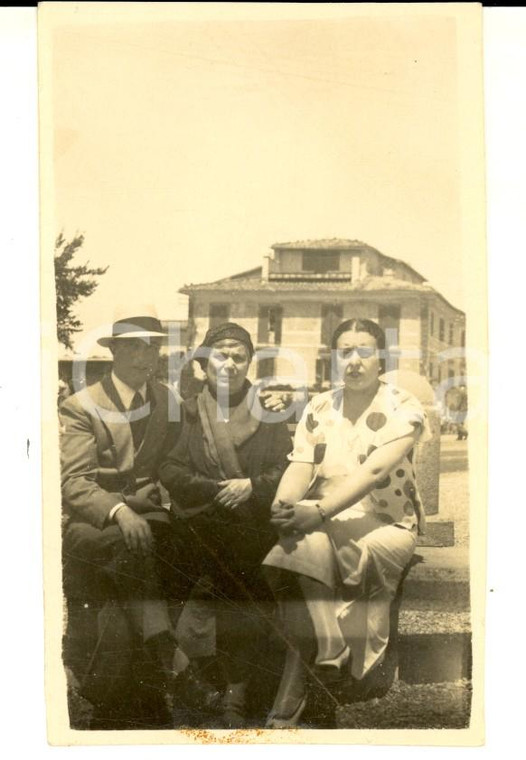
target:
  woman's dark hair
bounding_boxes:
[331,318,387,374]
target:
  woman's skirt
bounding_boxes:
[263,503,417,679]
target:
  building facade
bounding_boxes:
[181,239,465,389]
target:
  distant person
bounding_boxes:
[445,383,468,440]
[57,378,71,408]
[60,308,221,728]
[264,318,431,728]
[455,384,468,440]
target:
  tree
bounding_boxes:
[54,233,108,350]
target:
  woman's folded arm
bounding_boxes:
[319,430,419,518]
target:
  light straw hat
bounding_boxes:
[97,305,167,347]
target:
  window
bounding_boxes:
[209,303,229,329]
[461,329,466,347]
[449,323,454,345]
[302,251,340,273]
[379,304,400,334]
[321,303,343,346]
[379,305,400,372]
[316,357,332,389]
[439,318,445,342]
[256,356,275,379]
[428,362,434,381]
[430,311,435,336]
[257,305,282,345]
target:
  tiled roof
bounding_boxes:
[180,239,464,315]
[271,238,366,250]
[180,275,464,315]
[182,275,430,295]
[229,266,262,280]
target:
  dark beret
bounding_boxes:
[195,322,255,366]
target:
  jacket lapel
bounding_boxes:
[92,375,135,472]
[134,381,167,470]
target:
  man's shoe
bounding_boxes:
[173,662,223,715]
[222,682,248,729]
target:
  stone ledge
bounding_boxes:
[401,545,471,609]
[398,631,472,684]
[417,520,455,547]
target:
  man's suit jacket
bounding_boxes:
[60,374,181,530]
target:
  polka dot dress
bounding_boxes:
[265,381,432,680]
[287,381,431,533]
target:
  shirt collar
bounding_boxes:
[111,371,147,410]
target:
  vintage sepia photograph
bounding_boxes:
[38,2,486,745]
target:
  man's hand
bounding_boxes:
[125,483,163,514]
[259,391,293,413]
[135,482,162,505]
[215,478,253,509]
[114,505,153,554]
[270,500,323,535]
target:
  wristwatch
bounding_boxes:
[314,503,328,522]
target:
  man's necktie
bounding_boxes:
[129,391,149,451]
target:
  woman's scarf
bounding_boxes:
[197,383,261,479]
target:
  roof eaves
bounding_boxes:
[271,238,366,251]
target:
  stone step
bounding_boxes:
[401,545,470,610]
[416,520,455,547]
[401,577,470,610]
[302,610,473,720]
[397,609,471,684]
[398,608,471,636]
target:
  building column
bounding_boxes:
[398,299,422,374]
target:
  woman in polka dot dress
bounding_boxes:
[263,318,431,728]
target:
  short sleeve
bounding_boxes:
[288,402,324,464]
[369,391,432,449]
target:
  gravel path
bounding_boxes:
[336,679,471,729]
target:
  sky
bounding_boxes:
[47,6,470,354]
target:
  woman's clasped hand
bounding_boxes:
[270,500,324,534]
[262,317,432,728]
[215,478,253,509]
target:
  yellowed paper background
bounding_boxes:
[39,2,486,745]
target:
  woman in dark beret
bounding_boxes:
[159,322,292,728]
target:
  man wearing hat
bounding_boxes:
[60,309,221,728]
[159,322,293,728]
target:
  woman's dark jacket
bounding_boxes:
[159,394,293,523]
[158,394,292,595]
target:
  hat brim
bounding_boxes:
[98,331,167,347]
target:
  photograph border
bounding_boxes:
[38,2,486,746]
